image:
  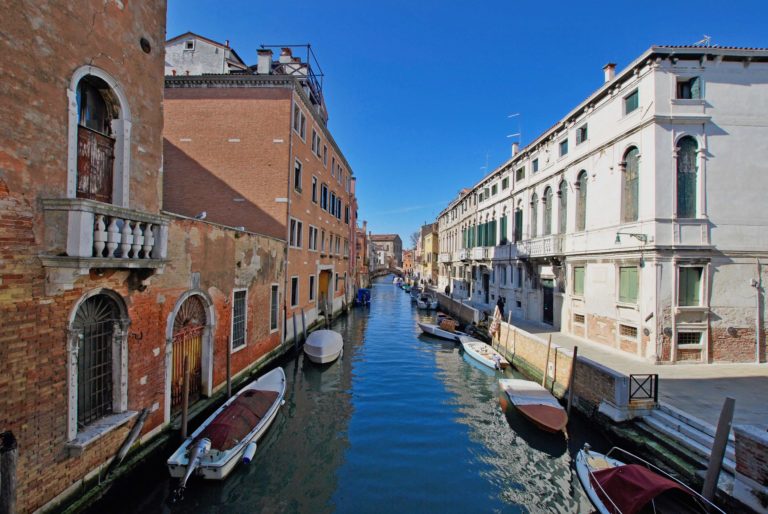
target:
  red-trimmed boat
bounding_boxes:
[576,445,724,514]
[499,378,568,434]
[167,367,286,490]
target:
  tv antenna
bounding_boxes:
[693,35,712,47]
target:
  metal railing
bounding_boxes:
[629,374,658,403]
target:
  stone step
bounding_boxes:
[647,409,736,462]
[658,402,736,443]
[639,416,736,475]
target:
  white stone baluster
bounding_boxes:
[93,214,107,257]
[131,221,144,258]
[106,217,120,257]
[142,223,154,258]
[120,219,133,258]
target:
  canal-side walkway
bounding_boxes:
[505,317,768,428]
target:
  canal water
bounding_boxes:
[87,275,607,513]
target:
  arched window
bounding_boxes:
[558,180,568,233]
[68,66,132,207]
[576,171,588,231]
[68,290,129,440]
[514,203,523,242]
[530,193,539,238]
[676,137,698,218]
[543,187,553,236]
[622,147,640,222]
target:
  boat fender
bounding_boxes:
[242,441,258,464]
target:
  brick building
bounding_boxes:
[370,234,403,268]
[402,249,414,277]
[0,5,287,512]
[164,34,358,343]
[355,221,371,287]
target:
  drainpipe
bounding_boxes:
[754,258,762,363]
[283,90,295,345]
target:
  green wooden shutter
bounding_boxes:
[574,267,584,295]
[620,267,638,303]
[514,209,523,241]
[690,77,701,99]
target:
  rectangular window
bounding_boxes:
[517,267,523,287]
[290,276,299,307]
[677,77,701,100]
[576,125,588,145]
[320,229,326,253]
[559,139,569,156]
[289,218,303,248]
[516,166,525,181]
[336,198,342,219]
[311,176,318,203]
[502,177,509,190]
[573,266,585,296]
[184,40,195,50]
[309,275,316,301]
[330,192,336,216]
[491,184,498,196]
[323,145,328,166]
[311,129,319,154]
[677,331,702,346]
[308,226,318,251]
[331,157,336,177]
[625,90,639,114]
[678,267,703,306]
[574,313,585,324]
[231,289,247,350]
[532,159,539,173]
[321,184,328,210]
[619,266,639,303]
[270,285,278,331]
[293,160,302,192]
[619,324,637,339]
[338,167,343,184]
[344,205,350,224]
[293,103,306,140]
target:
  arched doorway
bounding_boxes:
[170,295,207,414]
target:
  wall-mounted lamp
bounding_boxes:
[615,232,649,244]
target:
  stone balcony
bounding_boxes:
[41,198,170,292]
[516,234,564,258]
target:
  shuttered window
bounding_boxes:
[558,181,568,233]
[678,267,703,306]
[619,266,638,303]
[623,148,639,222]
[573,266,585,296]
[514,209,523,242]
[676,137,698,218]
[625,90,639,114]
[543,187,553,236]
[576,171,588,231]
[499,216,508,244]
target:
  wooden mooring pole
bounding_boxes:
[301,308,307,343]
[0,431,17,514]
[292,315,299,351]
[502,312,512,355]
[567,346,578,416]
[702,397,735,503]
[181,356,190,439]
[542,335,552,387]
[226,336,232,399]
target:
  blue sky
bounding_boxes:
[167,0,768,247]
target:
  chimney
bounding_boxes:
[512,142,520,156]
[225,39,229,48]
[603,62,616,83]
[279,47,293,64]
[257,49,273,75]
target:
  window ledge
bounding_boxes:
[231,342,247,354]
[66,410,138,457]
[675,305,708,314]
[616,301,638,310]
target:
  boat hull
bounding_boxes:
[459,337,509,370]
[499,378,568,433]
[167,367,286,481]
[303,329,344,364]
[417,322,467,342]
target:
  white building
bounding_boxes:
[165,32,247,76]
[438,45,768,364]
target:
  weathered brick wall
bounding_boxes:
[733,424,768,511]
[711,327,765,363]
[587,313,616,347]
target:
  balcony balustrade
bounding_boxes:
[516,234,563,258]
[41,198,169,287]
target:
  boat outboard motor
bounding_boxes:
[242,441,258,464]
[180,437,211,489]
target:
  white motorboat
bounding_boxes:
[417,321,468,342]
[498,378,567,433]
[303,329,344,364]
[459,336,509,370]
[576,444,723,514]
[167,367,286,489]
[416,294,438,310]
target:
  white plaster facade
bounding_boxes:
[165,32,247,76]
[437,46,768,364]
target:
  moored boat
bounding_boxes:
[416,294,438,310]
[459,336,509,370]
[498,378,567,433]
[303,329,344,364]
[576,444,723,514]
[417,320,468,342]
[167,367,286,489]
